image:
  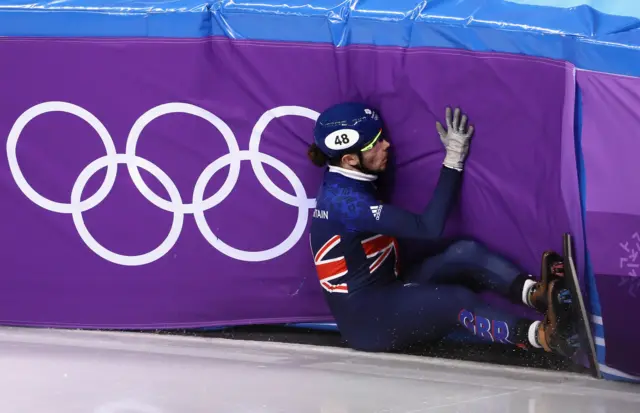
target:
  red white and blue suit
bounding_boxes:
[309,165,534,351]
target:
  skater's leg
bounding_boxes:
[403,239,537,307]
[340,282,542,353]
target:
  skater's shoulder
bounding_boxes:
[320,166,376,196]
[307,167,378,229]
[314,186,372,220]
[316,181,375,219]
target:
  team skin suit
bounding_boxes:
[306,102,578,358]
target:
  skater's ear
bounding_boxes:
[341,153,360,168]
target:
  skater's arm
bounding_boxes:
[416,165,462,237]
[346,106,473,239]
[345,166,461,240]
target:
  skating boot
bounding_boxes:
[528,251,566,314]
[536,279,579,358]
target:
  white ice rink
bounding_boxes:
[1,327,638,413]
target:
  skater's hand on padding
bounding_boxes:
[436,107,474,171]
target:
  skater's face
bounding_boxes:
[342,135,391,173]
[361,136,390,172]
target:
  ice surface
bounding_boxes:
[0,327,637,412]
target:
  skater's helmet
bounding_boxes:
[313,102,384,160]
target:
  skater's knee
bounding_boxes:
[448,239,486,260]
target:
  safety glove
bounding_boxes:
[436,107,474,171]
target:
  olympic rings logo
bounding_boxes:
[6,101,319,266]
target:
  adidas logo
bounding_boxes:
[370,205,383,220]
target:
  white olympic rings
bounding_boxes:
[6,101,319,266]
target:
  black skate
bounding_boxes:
[561,233,601,379]
[536,234,601,379]
[538,278,579,358]
[529,250,566,314]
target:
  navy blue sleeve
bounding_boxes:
[344,166,462,239]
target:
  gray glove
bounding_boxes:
[436,107,474,171]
